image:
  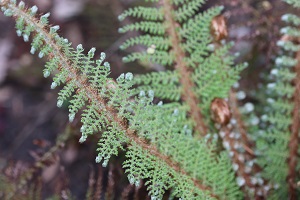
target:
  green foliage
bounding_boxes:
[132,71,181,101]
[119,0,245,128]
[256,0,300,198]
[0,0,242,199]
[0,0,133,177]
[2,0,300,199]
[118,0,246,198]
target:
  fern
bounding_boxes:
[2,0,300,199]
[119,0,253,198]
[0,0,242,199]
[119,0,246,136]
[256,0,300,199]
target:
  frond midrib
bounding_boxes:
[161,0,208,135]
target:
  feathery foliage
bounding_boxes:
[256,0,300,198]
[2,0,300,199]
[0,0,242,199]
[119,0,246,136]
[285,0,300,7]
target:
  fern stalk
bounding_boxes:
[214,92,266,198]
[288,50,300,199]
[229,91,254,150]
[161,0,208,135]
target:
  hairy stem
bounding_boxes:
[161,0,208,135]
[229,90,255,156]
[222,126,255,189]
[288,50,300,200]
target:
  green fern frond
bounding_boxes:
[257,1,300,198]
[119,21,165,35]
[123,51,174,66]
[119,0,245,136]
[118,6,164,21]
[132,71,181,101]
[0,1,242,199]
[120,35,171,50]
[175,0,206,22]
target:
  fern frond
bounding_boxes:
[118,6,164,21]
[132,71,181,101]
[123,51,174,66]
[119,0,245,136]
[120,35,171,50]
[0,1,241,199]
[119,21,165,35]
[257,1,300,198]
[175,0,206,22]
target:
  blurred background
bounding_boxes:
[0,0,295,199]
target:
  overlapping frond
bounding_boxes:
[124,100,242,199]
[119,0,245,135]
[0,0,242,199]
[257,1,300,198]
[132,71,181,100]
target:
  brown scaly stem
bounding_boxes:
[221,126,257,193]
[160,0,208,136]
[218,92,269,198]
[220,125,268,199]
[229,90,255,156]
[95,166,103,200]
[2,1,218,198]
[288,50,300,200]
